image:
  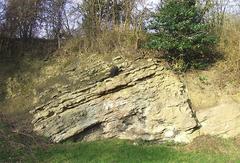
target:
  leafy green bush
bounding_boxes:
[146,0,217,65]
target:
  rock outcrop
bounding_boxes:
[30,56,198,143]
[30,54,240,144]
[195,99,240,138]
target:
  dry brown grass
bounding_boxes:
[217,15,240,85]
[64,26,146,55]
[0,112,49,162]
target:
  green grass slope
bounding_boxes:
[34,140,238,163]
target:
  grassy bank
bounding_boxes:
[1,137,238,162]
[35,139,238,163]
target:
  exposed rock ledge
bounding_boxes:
[30,55,240,143]
[30,57,198,143]
[195,99,240,139]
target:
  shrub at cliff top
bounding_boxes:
[146,0,217,66]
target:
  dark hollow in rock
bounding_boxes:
[109,66,120,77]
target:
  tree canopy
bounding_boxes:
[146,0,217,63]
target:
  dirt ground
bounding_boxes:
[183,66,240,111]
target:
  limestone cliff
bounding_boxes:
[29,54,240,143]
[30,55,198,143]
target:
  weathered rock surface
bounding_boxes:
[184,70,240,139]
[30,57,198,143]
[30,54,240,144]
[195,99,240,138]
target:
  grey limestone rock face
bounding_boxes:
[30,57,198,143]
